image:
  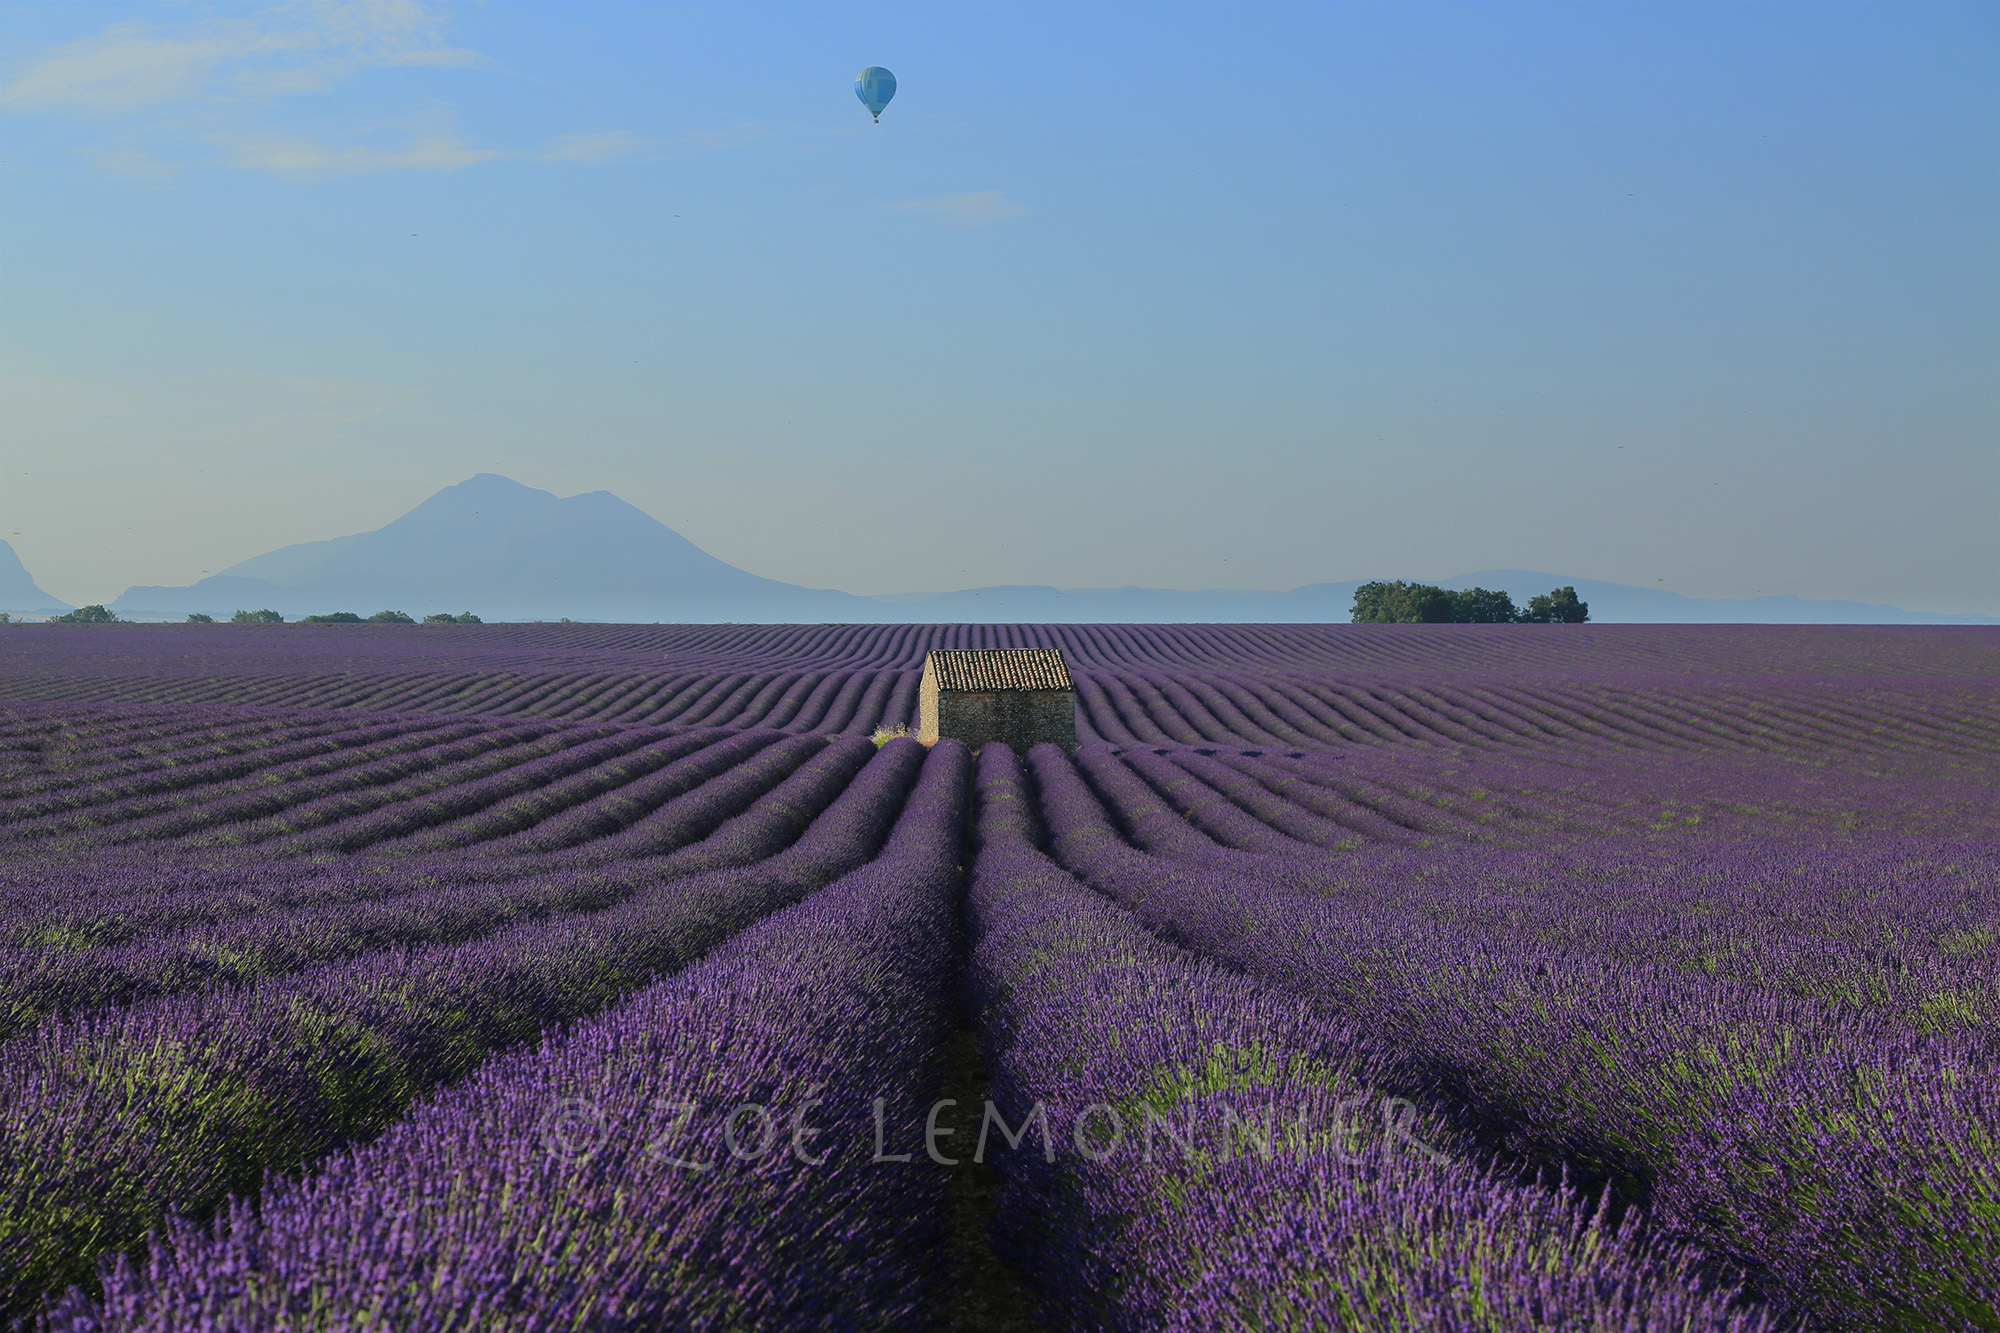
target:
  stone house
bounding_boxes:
[918,648,1076,752]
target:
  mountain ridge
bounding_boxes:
[113,474,875,623]
[0,542,72,615]
[91,475,1997,625]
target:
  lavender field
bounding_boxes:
[1,622,1995,1331]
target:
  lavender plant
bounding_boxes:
[36,743,971,1333]
[967,745,1775,1331]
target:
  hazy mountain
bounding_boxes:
[107,476,1996,625]
[111,475,874,622]
[0,542,71,614]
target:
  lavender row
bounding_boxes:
[10,620,1998,682]
[1218,744,2000,844]
[353,726,761,855]
[0,715,483,833]
[0,721,797,858]
[121,722,656,850]
[0,719,580,849]
[39,742,970,1333]
[0,731,812,950]
[1075,666,2000,768]
[167,724,658,854]
[966,745,1771,1331]
[0,856,426,934]
[1028,745,2000,1329]
[1068,735,2000,868]
[242,728,790,857]
[1099,734,2000,855]
[569,734,878,870]
[0,732,864,997]
[0,867,638,1041]
[446,727,790,856]
[0,738,931,1320]
[0,710,396,800]
[7,629,1992,761]
[0,729,846,1035]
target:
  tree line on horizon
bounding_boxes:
[20,607,483,626]
[1350,581,1589,624]
[20,590,1590,628]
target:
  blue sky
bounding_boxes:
[3,1,1995,614]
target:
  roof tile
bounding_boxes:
[923,648,1073,692]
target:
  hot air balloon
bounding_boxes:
[855,66,896,122]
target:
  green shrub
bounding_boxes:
[1349,581,1453,624]
[1350,582,1589,624]
[1519,586,1590,623]
[49,605,117,624]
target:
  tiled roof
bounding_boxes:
[924,648,1073,692]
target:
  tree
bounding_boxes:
[367,610,416,624]
[1354,580,1589,624]
[50,605,117,624]
[1350,581,1455,624]
[185,613,215,623]
[1447,587,1518,624]
[302,612,364,624]
[1520,586,1589,623]
[231,609,284,624]
[455,612,481,624]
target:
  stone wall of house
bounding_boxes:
[920,688,1075,751]
[919,670,941,742]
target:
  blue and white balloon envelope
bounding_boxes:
[855,67,896,122]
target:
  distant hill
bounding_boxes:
[107,475,1996,625]
[0,542,71,615]
[111,475,874,623]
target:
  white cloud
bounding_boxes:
[221,132,497,177]
[0,1,475,114]
[535,123,763,167]
[539,130,654,165]
[1,21,290,112]
[895,190,1027,225]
